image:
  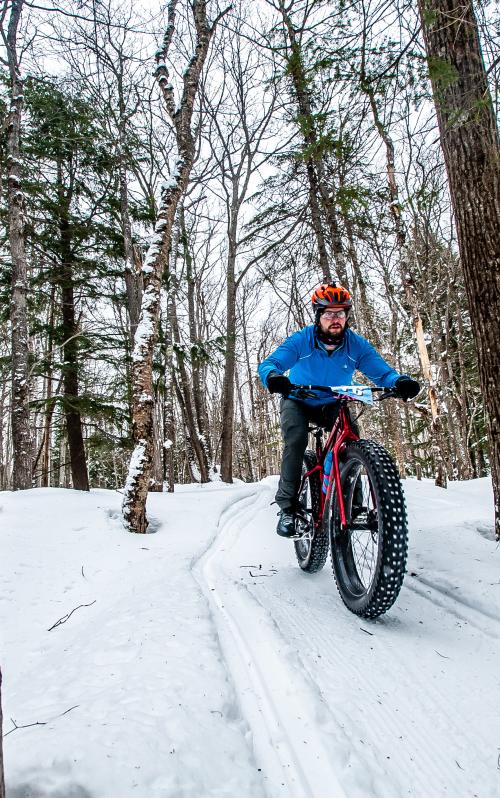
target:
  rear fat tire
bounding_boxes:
[329,440,408,618]
[294,450,329,573]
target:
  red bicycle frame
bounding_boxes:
[298,402,359,530]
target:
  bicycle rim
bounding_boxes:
[295,468,314,558]
[337,461,380,594]
[294,451,328,573]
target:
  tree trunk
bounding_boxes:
[171,294,209,482]
[173,377,200,481]
[220,226,237,483]
[35,285,57,487]
[6,0,32,490]
[122,0,224,532]
[235,367,254,481]
[163,295,175,493]
[118,130,143,342]
[150,404,164,491]
[181,207,212,462]
[417,0,500,534]
[0,372,7,490]
[59,204,89,491]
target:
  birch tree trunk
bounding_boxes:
[3,0,32,489]
[122,0,226,532]
[417,0,500,535]
[163,212,181,493]
[0,372,8,490]
[163,293,175,493]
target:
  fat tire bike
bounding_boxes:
[290,384,408,619]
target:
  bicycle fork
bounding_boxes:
[323,407,359,530]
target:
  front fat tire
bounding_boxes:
[294,450,329,573]
[330,440,408,618]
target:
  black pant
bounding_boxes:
[275,398,359,510]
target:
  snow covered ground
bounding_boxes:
[1,477,498,798]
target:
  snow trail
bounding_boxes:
[1,478,497,797]
[194,485,349,798]
[196,477,499,798]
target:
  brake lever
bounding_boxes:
[291,388,317,399]
[377,390,398,402]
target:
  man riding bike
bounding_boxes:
[258,284,420,538]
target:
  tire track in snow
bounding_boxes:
[404,575,500,637]
[262,549,499,796]
[231,506,495,797]
[261,594,483,797]
[193,486,349,798]
[195,485,497,797]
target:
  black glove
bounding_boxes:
[394,375,420,401]
[267,373,292,398]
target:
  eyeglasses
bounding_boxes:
[321,310,346,320]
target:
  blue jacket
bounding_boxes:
[258,326,400,406]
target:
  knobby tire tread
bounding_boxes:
[294,450,329,573]
[330,440,408,618]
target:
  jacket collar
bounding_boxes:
[313,325,347,354]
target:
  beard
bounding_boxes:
[317,323,345,345]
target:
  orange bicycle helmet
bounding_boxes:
[311,283,352,310]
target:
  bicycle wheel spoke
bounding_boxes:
[346,467,379,590]
[351,530,374,587]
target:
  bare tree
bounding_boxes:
[418,0,500,533]
[203,13,277,481]
[1,0,33,489]
[61,0,148,341]
[122,0,229,532]
[271,0,349,284]
[359,11,448,487]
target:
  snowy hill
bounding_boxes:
[1,478,498,798]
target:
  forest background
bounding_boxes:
[0,0,498,533]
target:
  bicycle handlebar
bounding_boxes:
[289,384,398,401]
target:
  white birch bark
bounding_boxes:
[2,0,33,489]
[122,0,229,532]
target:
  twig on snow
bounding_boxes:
[434,649,450,659]
[360,627,374,636]
[249,570,277,577]
[4,705,79,738]
[47,601,96,631]
[4,718,47,737]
